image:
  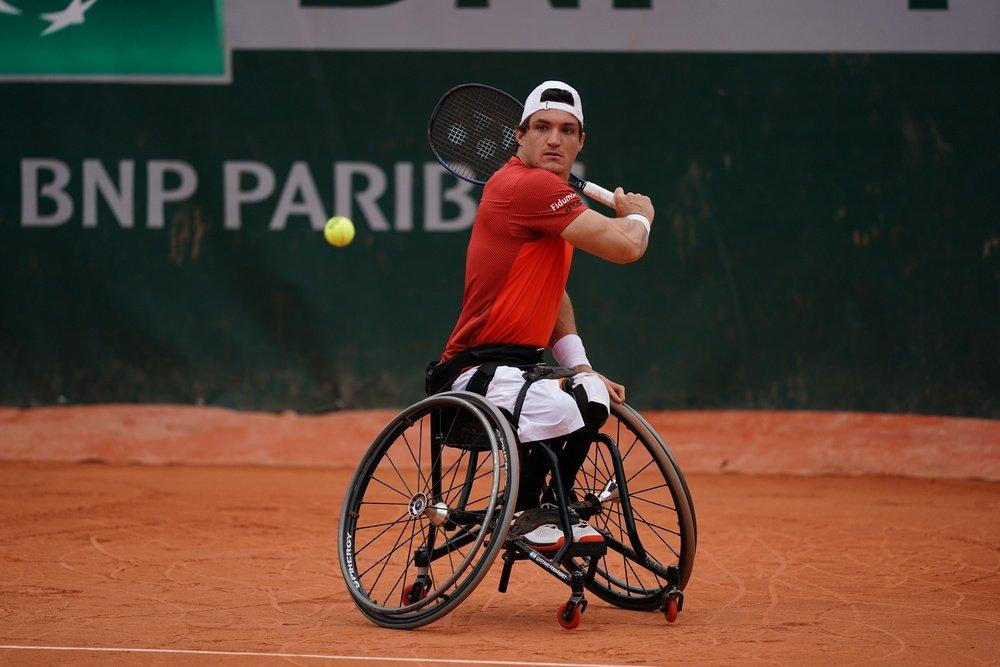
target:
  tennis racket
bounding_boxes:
[427,83,617,209]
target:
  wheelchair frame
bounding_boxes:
[338,390,696,630]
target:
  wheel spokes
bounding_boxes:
[573,411,683,601]
[347,399,512,616]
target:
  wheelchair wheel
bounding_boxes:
[573,402,696,611]
[338,391,519,629]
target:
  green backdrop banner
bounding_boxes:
[0,0,224,79]
[1,52,997,415]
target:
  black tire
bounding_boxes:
[573,402,696,611]
[630,408,698,541]
[338,391,519,629]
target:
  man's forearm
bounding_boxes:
[550,291,578,346]
[550,291,593,370]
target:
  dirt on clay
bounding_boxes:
[2,459,999,666]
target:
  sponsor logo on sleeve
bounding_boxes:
[550,193,579,212]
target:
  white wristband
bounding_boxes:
[627,213,651,235]
[552,333,591,370]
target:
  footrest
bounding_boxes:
[565,539,607,558]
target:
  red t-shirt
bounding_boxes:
[441,157,587,361]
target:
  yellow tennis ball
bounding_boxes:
[324,216,355,247]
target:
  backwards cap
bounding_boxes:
[520,80,584,127]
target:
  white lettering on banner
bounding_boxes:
[21,159,73,227]
[17,159,592,232]
[227,0,1000,54]
[224,161,276,230]
[335,162,390,231]
[270,161,327,230]
[423,163,476,232]
[83,159,134,228]
[148,161,198,229]
[394,162,413,232]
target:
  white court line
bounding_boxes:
[0,645,653,667]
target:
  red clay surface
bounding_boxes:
[1,405,998,479]
[2,462,999,665]
[1,406,998,664]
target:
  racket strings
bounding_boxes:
[429,86,522,184]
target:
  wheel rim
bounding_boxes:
[341,395,514,619]
[573,404,691,602]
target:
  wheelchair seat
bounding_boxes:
[432,404,511,451]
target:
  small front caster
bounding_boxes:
[661,588,684,623]
[557,600,585,630]
[401,574,432,604]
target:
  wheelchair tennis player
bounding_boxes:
[425,80,655,554]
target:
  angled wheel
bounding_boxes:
[401,577,431,604]
[338,391,519,629]
[556,601,583,630]
[663,595,679,623]
[573,402,696,611]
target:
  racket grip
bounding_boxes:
[580,180,616,209]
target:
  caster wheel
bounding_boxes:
[401,580,430,605]
[664,595,679,623]
[557,602,583,630]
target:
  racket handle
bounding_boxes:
[577,179,616,209]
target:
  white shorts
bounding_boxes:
[451,365,610,443]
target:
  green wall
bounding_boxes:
[2,52,997,415]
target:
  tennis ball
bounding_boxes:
[324,216,355,247]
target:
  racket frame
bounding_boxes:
[427,83,616,209]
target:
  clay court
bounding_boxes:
[2,407,998,665]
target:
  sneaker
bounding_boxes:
[510,504,603,552]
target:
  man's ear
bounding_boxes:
[515,129,525,148]
[579,131,586,151]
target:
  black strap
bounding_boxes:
[465,362,499,396]
[425,344,543,395]
[510,364,578,429]
[511,377,533,427]
[425,350,581,437]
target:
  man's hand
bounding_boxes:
[573,365,626,404]
[613,187,654,224]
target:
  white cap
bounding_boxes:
[520,80,584,128]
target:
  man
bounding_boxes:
[427,80,654,551]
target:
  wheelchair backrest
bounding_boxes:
[431,406,493,452]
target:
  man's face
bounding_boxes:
[516,109,585,179]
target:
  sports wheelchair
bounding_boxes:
[337,379,696,630]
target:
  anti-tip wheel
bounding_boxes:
[557,602,583,630]
[401,580,431,605]
[664,595,679,623]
